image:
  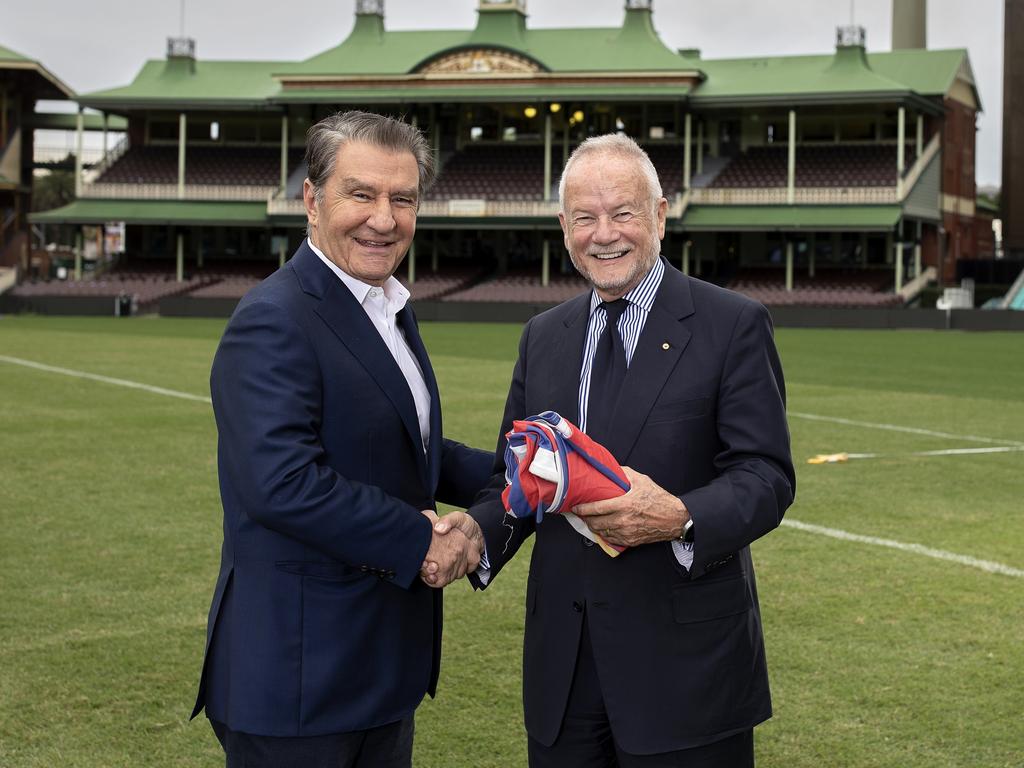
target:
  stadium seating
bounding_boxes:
[709,143,918,189]
[444,271,589,303]
[427,143,686,200]
[727,267,901,307]
[97,146,304,186]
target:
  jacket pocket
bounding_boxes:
[646,396,710,425]
[671,573,751,624]
[275,560,364,582]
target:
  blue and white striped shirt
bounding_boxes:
[577,257,665,433]
[576,257,694,568]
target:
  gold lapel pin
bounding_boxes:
[661,342,670,350]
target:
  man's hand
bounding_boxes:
[421,511,484,588]
[571,467,689,547]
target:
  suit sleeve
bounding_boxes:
[436,439,494,509]
[467,319,538,589]
[211,297,432,589]
[681,301,796,578]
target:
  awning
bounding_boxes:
[681,205,903,232]
[29,199,269,226]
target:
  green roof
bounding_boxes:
[0,43,31,62]
[0,41,75,99]
[682,205,902,232]
[691,47,970,108]
[289,8,687,75]
[83,59,290,110]
[75,9,974,112]
[29,200,268,226]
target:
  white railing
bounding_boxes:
[81,183,277,201]
[35,145,107,165]
[419,199,561,217]
[688,186,899,205]
[267,197,304,216]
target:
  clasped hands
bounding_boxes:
[420,510,484,588]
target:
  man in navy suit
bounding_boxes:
[436,134,795,766]
[192,111,490,767]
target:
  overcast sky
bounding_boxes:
[5,0,1006,186]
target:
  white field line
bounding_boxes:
[3,355,1022,578]
[789,411,1024,448]
[0,355,212,404]
[782,519,1024,579]
[845,446,1024,460]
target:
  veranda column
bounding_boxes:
[74,229,82,281]
[897,106,906,198]
[408,238,416,285]
[696,120,704,176]
[544,113,552,201]
[682,239,690,275]
[176,232,184,283]
[542,239,550,287]
[178,113,187,199]
[894,236,904,292]
[785,240,794,292]
[683,113,692,190]
[914,221,922,278]
[280,113,289,195]
[808,233,817,278]
[786,109,796,204]
[75,109,84,197]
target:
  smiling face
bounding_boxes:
[558,152,667,301]
[303,140,420,287]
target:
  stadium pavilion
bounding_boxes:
[15,0,989,316]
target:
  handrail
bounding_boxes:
[88,135,131,180]
[899,133,941,202]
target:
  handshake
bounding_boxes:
[419,510,484,588]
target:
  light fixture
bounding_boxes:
[572,110,584,123]
[549,103,562,113]
[524,106,538,119]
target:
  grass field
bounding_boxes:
[1,315,1022,767]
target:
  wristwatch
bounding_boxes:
[679,518,694,543]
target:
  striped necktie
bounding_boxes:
[587,299,628,444]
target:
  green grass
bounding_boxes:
[1,316,1022,767]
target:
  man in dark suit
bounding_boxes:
[191,111,490,768]
[435,134,795,766]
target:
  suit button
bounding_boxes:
[360,565,369,572]
[583,539,594,548]
[572,601,583,613]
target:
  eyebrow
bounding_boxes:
[340,178,418,199]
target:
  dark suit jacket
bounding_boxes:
[470,259,796,755]
[191,241,491,737]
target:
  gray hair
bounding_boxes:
[305,110,436,209]
[557,133,663,213]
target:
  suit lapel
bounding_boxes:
[295,246,428,483]
[549,294,591,424]
[605,264,695,462]
[398,306,441,491]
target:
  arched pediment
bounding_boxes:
[416,47,544,75]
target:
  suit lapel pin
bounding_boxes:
[661,342,671,350]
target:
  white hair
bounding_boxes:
[557,134,663,212]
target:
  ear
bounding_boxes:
[558,211,571,251]
[655,197,668,240]
[302,179,318,232]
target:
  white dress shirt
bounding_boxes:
[308,239,431,453]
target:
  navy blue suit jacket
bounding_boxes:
[470,260,796,754]
[192,242,491,736]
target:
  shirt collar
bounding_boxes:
[588,256,665,317]
[307,237,410,313]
